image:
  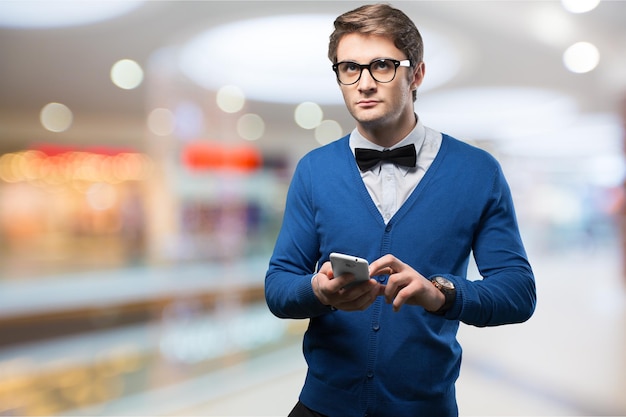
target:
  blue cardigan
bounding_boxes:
[265,134,536,417]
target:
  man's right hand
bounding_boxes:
[312,261,382,311]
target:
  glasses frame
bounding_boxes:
[332,58,412,85]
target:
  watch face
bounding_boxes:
[435,276,455,290]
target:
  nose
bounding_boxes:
[357,67,377,92]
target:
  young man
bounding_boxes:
[265,4,536,417]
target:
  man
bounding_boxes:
[265,4,536,417]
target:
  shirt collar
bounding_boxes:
[349,115,427,175]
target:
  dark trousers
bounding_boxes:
[288,401,328,417]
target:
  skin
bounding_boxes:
[312,33,445,313]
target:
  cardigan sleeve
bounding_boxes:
[444,164,537,326]
[264,157,333,319]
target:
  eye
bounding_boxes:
[372,60,391,71]
[340,62,360,73]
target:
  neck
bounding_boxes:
[357,110,417,148]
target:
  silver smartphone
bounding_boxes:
[329,252,370,285]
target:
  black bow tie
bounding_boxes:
[355,144,417,171]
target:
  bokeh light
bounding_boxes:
[314,120,343,145]
[147,108,176,136]
[561,0,600,13]
[237,113,265,141]
[110,59,144,90]
[40,102,73,132]
[216,85,245,113]
[294,102,323,130]
[0,149,153,185]
[563,41,600,74]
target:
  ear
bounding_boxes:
[411,62,425,90]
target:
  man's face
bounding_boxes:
[335,33,423,132]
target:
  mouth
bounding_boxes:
[356,99,380,107]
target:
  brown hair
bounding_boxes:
[328,3,423,66]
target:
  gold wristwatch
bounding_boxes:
[430,276,456,315]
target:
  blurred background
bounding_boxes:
[0,0,625,415]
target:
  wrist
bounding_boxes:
[428,288,446,312]
[426,276,456,315]
[312,273,331,307]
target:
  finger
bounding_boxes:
[377,284,387,297]
[313,271,348,305]
[318,261,334,278]
[332,281,379,310]
[332,273,357,290]
[384,272,410,304]
[339,280,373,301]
[360,283,384,309]
[369,254,405,276]
[368,254,394,274]
[337,286,378,311]
[392,286,411,312]
[369,265,394,276]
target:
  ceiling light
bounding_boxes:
[563,41,600,73]
[0,1,144,29]
[178,15,459,104]
[179,15,337,105]
[561,0,600,14]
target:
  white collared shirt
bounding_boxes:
[349,116,442,224]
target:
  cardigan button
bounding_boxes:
[385,224,392,232]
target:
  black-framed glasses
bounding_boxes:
[332,58,412,85]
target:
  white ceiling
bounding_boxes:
[0,1,624,160]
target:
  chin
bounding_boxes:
[354,113,390,129]
[350,108,382,123]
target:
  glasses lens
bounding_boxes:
[369,59,396,83]
[336,62,361,84]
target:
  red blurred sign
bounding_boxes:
[182,141,262,172]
